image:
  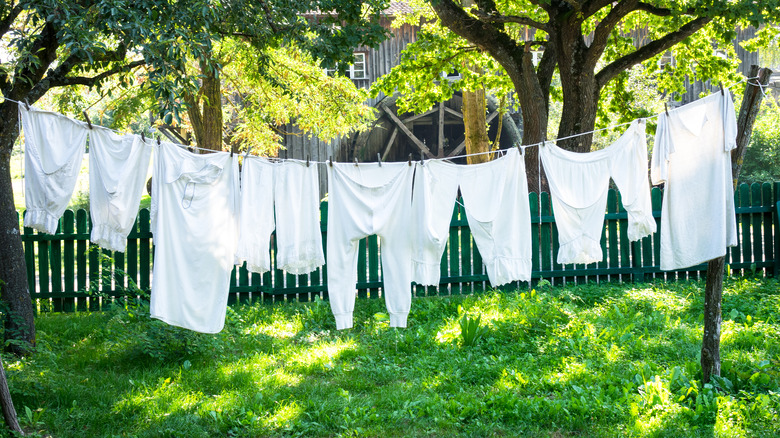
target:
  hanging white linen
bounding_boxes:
[88,128,152,252]
[651,92,738,270]
[540,120,656,265]
[150,143,239,333]
[20,106,88,234]
[326,162,414,329]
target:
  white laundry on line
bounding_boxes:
[540,119,656,265]
[150,143,239,333]
[20,105,88,234]
[326,162,415,330]
[88,127,152,252]
[651,92,738,270]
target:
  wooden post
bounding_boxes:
[701,65,772,383]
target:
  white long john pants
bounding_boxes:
[326,162,414,330]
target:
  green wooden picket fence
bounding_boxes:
[17,182,780,312]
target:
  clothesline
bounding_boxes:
[2,74,760,164]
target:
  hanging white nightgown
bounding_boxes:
[88,128,152,252]
[540,120,656,265]
[150,143,239,333]
[327,162,414,329]
[20,106,88,234]
[651,92,738,270]
[236,158,324,275]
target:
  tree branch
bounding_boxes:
[588,0,639,67]
[471,9,549,31]
[595,15,712,88]
[49,60,145,87]
[0,3,23,39]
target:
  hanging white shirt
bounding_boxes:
[21,106,88,234]
[150,143,239,333]
[88,128,152,252]
[651,92,738,270]
[540,120,656,265]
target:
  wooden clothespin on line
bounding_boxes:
[664,103,669,116]
[719,81,724,95]
[408,153,412,166]
[420,152,424,166]
[22,99,30,111]
[306,155,310,167]
[377,153,382,167]
[156,135,161,146]
[141,131,146,143]
[328,156,333,167]
[82,111,93,130]
[354,156,359,166]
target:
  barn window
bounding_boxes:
[324,53,368,79]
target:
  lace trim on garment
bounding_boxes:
[23,209,60,235]
[277,245,325,275]
[484,257,532,286]
[556,236,603,265]
[90,224,128,253]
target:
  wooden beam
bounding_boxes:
[380,103,435,158]
[402,107,438,123]
[444,106,463,118]
[381,126,399,162]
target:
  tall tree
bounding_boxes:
[428,0,779,152]
[0,0,387,355]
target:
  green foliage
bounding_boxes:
[741,100,780,184]
[458,311,488,347]
[4,279,780,437]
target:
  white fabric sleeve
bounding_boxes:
[650,113,672,185]
[722,91,738,152]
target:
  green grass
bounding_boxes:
[4,278,780,437]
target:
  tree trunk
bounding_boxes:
[0,356,22,435]
[185,62,223,152]
[462,77,492,164]
[701,65,772,383]
[0,101,36,356]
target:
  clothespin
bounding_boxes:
[664,103,669,116]
[719,82,724,95]
[141,131,146,143]
[329,156,333,167]
[420,152,424,166]
[156,135,161,146]
[354,157,359,166]
[408,153,412,166]
[377,153,382,167]
[230,145,234,157]
[22,99,30,111]
[306,155,310,167]
[82,111,93,129]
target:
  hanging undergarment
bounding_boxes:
[540,120,656,265]
[21,106,88,234]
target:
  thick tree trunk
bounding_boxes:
[0,102,36,356]
[701,65,772,383]
[0,356,22,435]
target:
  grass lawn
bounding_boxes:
[4,278,780,437]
